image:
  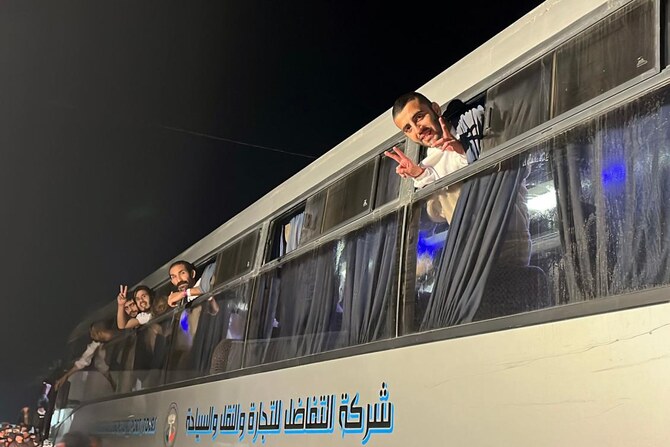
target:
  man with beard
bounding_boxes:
[164,260,219,375]
[166,260,216,308]
[385,91,530,266]
[123,286,154,328]
[115,285,139,330]
[115,286,154,329]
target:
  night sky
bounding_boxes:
[0,0,543,421]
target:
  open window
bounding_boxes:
[267,205,306,260]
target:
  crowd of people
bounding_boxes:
[0,423,42,447]
[53,260,217,393]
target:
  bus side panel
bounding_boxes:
[63,302,670,447]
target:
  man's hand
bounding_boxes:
[384,147,424,178]
[167,291,185,308]
[428,117,465,155]
[116,285,128,307]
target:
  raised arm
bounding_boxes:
[116,285,129,330]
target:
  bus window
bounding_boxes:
[214,230,259,286]
[164,282,250,384]
[483,55,552,152]
[402,190,452,334]
[321,159,376,233]
[552,0,656,116]
[246,211,400,367]
[548,82,670,298]
[131,312,173,390]
[299,190,326,244]
[403,153,552,333]
[106,332,136,395]
[300,159,376,244]
[375,145,403,207]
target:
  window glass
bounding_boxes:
[214,231,259,286]
[246,212,401,367]
[75,330,133,401]
[375,145,403,207]
[164,282,250,384]
[130,311,173,390]
[322,159,376,233]
[552,0,656,116]
[555,83,670,297]
[483,55,552,151]
[105,333,136,396]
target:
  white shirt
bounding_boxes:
[414,148,469,189]
[73,341,109,373]
[136,312,152,325]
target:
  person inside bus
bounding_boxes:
[385,91,530,266]
[385,93,480,186]
[117,285,154,329]
[115,285,139,330]
[165,260,220,377]
[384,92,484,224]
[53,321,116,392]
[166,260,217,308]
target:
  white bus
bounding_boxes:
[49,0,670,445]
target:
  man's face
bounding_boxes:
[123,299,139,318]
[135,289,152,312]
[169,264,195,291]
[393,98,442,147]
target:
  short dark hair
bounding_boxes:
[443,98,467,128]
[392,91,432,120]
[133,285,154,303]
[169,260,196,275]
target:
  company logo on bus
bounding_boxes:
[164,402,178,447]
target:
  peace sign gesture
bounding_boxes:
[427,117,465,155]
[383,147,424,179]
[117,285,128,306]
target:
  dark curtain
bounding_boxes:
[188,306,229,374]
[338,213,398,346]
[420,162,526,329]
[189,285,248,375]
[247,214,399,366]
[248,248,336,365]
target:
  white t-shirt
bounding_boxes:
[414,148,469,189]
[136,312,152,325]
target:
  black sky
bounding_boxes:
[0,0,543,421]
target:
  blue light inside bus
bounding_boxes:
[180,312,189,333]
[417,230,448,260]
[602,162,626,187]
